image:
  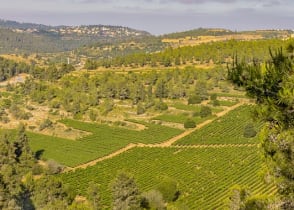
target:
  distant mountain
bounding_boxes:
[162,27,294,39]
[0,19,152,53]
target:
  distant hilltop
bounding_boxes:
[0,19,152,53]
[0,19,151,38]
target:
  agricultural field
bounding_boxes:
[61,146,275,209]
[152,112,214,124]
[175,105,262,145]
[28,119,182,167]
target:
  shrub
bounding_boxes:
[155,101,168,111]
[141,190,165,210]
[46,159,64,174]
[199,106,212,118]
[39,118,53,131]
[243,123,257,138]
[212,99,220,106]
[210,93,217,101]
[1,98,11,109]
[156,177,180,202]
[137,103,146,115]
[188,95,202,104]
[184,119,196,128]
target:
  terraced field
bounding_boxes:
[175,105,262,145]
[61,147,275,209]
[28,120,182,167]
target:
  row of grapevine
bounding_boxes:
[61,147,275,209]
[176,105,263,145]
[28,120,182,167]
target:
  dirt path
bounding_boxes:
[139,143,258,149]
[66,143,137,172]
[155,102,245,147]
[65,102,247,172]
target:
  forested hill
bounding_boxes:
[0,19,152,53]
[162,27,294,39]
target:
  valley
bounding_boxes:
[0,19,293,209]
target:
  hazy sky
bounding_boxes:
[0,0,293,34]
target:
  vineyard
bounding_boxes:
[175,105,262,145]
[153,103,223,124]
[28,119,182,167]
[153,113,214,124]
[61,147,275,209]
[171,102,224,112]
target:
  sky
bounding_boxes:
[0,0,293,35]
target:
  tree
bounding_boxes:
[188,95,202,104]
[184,119,196,129]
[228,48,294,208]
[199,106,212,118]
[156,177,180,203]
[155,79,168,99]
[154,101,168,111]
[87,181,101,210]
[111,172,140,210]
[227,185,249,210]
[141,190,165,210]
[137,103,146,115]
[32,176,74,209]
[243,123,257,138]
[0,127,74,210]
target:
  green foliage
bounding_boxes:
[212,99,220,106]
[111,172,140,210]
[199,106,212,118]
[60,147,275,209]
[84,59,98,70]
[20,67,228,117]
[137,103,146,115]
[228,47,294,207]
[243,195,270,210]
[31,176,74,209]
[0,56,32,82]
[100,99,114,116]
[156,177,179,202]
[184,118,196,128]
[87,181,101,210]
[0,127,73,209]
[141,190,165,210]
[154,101,168,111]
[227,185,250,210]
[95,39,292,68]
[188,95,202,104]
[243,123,257,138]
[210,93,218,101]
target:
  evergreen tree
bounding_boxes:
[111,172,140,210]
[87,181,101,210]
[228,48,294,208]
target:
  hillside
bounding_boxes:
[0,19,152,53]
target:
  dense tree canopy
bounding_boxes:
[228,46,294,208]
[0,126,74,209]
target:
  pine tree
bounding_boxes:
[228,47,294,208]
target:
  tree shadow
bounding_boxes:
[34,149,44,160]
